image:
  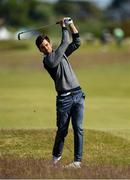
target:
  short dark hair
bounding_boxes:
[35,35,50,50]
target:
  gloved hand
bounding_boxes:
[64,17,73,26]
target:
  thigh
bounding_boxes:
[71,92,85,129]
[56,95,72,129]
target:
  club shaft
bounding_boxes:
[18,21,61,40]
[20,22,60,34]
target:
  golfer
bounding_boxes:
[35,17,85,168]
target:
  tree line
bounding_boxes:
[0,0,129,36]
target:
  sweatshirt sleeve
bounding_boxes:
[65,33,81,57]
[44,27,70,68]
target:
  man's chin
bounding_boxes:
[42,50,48,55]
[42,50,52,55]
[46,50,52,54]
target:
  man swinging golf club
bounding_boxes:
[35,17,85,168]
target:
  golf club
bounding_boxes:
[17,19,71,40]
[18,22,60,40]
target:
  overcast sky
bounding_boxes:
[92,0,113,8]
[40,0,113,9]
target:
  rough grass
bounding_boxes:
[0,129,130,179]
[0,156,130,179]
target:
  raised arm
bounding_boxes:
[65,19,81,57]
[44,19,70,68]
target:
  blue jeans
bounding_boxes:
[53,90,85,162]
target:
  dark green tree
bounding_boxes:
[0,0,55,27]
[54,0,80,17]
[109,0,129,8]
[54,0,101,18]
[0,0,30,26]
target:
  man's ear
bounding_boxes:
[39,47,42,52]
[39,48,44,53]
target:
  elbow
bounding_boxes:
[72,33,81,48]
[75,40,81,49]
[77,40,81,48]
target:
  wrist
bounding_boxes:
[69,23,78,34]
[69,22,74,28]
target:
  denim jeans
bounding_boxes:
[52,90,85,162]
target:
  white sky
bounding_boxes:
[91,0,113,8]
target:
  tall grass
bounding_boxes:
[0,129,130,179]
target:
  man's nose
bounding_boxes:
[44,46,48,50]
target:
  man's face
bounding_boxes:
[39,39,52,54]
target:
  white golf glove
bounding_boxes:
[64,17,73,26]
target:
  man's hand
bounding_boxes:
[64,17,73,26]
[63,17,78,33]
[58,17,73,27]
[58,17,78,34]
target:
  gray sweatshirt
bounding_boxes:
[43,27,81,94]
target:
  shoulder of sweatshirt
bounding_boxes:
[43,52,56,68]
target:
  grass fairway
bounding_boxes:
[0,48,130,131]
[0,41,130,178]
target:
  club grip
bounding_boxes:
[56,21,60,24]
[56,18,71,25]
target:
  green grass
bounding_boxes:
[0,61,130,132]
[0,43,130,178]
[0,129,129,164]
